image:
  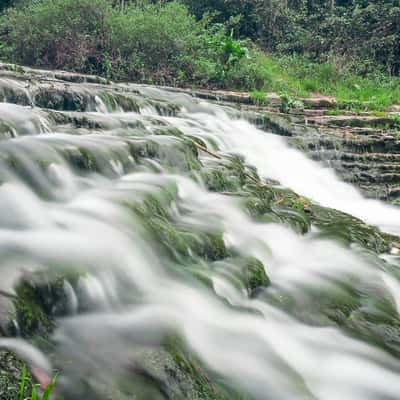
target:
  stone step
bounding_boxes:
[308,150,400,163]
[357,183,400,200]
[300,96,337,109]
[0,62,109,85]
[308,115,396,128]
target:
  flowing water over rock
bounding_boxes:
[0,64,400,399]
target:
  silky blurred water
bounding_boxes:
[0,81,400,399]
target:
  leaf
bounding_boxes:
[41,373,58,400]
[30,385,38,400]
[18,366,27,400]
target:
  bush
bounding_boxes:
[0,0,113,73]
[223,49,273,90]
[107,2,205,83]
[182,0,400,77]
[0,0,263,89]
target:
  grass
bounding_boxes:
[249,90,267,106]
[251,54,400,112]
[18,366,57,400]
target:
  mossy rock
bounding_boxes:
[13,274,74,338]
[242,257,270,297]
[33,87,92,112]
[163,337,249,400]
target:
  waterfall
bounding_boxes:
[0,68,399,400]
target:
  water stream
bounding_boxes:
[0,75,400,399]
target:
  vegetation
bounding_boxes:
[251,55,400,111]
[182,0,400,76]
[0,0,267,89]
[18,366,57,400]
[0,0,399,111]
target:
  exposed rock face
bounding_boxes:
[287,116,400,203]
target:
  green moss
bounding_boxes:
[148,100,180,116]
[135,207,228,264]
[63,147,99,173]
[112,93,140,112]
[164,337,249,400]
[13,284,54,338]
[201,168,232,192]
[153,126,184,138]
[99,91,120,112]
[12,275,72,338]
[310,205,393,253]
[242,257,270,296]
[192,232,229,262]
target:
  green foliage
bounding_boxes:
[220,29,248,66]
[0,0,266,90]
[279,93,305,113]
[17,366,27,400]
[250,90,267,106]
[40,373,58,400]
[222,49,274,90]
[0,0,113,73]
[107,1,204,83]
[241,54,400,112]
[18,366,57,400]
[182,0,400,77]
[392,114,400,130]
[1,0,400,108]
[279,56,400,111]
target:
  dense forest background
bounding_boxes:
[184,0,400,76]
[0,0,399,110]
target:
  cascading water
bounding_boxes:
[0,67,400,400]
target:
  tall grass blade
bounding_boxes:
[18,366,27,400]
[30,385,37,400]
[41,373,58,400]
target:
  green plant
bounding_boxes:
[392,114,400,131]
[279,93,304,113]
[18,366,58,400]
[324,108,342,116]
[220,29,247,67]
[1,0,400,106]
[18,366,27,400]
[250,90,267,106]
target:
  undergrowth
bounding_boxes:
[251,55,400,112]
[0,0,399,112]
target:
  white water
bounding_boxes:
[0,82,400,399]
[159,101,400,236]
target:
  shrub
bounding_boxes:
[223,49,273,90]
[107,1,205,83]
[0,0,113,73]
[0,0,265,89]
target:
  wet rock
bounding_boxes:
[308,115,395,128]
[33,86,93,112]
[0,78,32,106]
[300,96,337,109]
